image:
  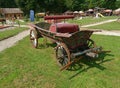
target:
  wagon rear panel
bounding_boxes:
[61,31,93,50]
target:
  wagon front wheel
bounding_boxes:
[30,29,38,48]
[56,43,71,69]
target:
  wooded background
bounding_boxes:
[0,0,120,15]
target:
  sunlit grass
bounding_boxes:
[0,27,28,41]
[0,35,120,88]
[68,16,118,26]
[88,21,120,30]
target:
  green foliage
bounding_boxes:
[86,0,104,9]
[102,0,117,9]
[0,0,120,15]
[15,0,36,15]
[0,0,17,8]
[36,0,67,13]
[35,15,40,21]
[116,0,120,8]
[72,0,85,10]
[15,0,67,15]
[24,15,29,22]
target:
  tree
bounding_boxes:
[37,0,67,13]
[64,0,86,11]
[15,0,67,15]
[15,0,35,15]
[116,0,120,8]
[103,0,117,9]
[0,0,17,8]
[1,0,118,16]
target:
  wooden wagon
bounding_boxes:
[29,15,106,70]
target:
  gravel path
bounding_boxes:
[0,30,29,52]
[0,19,119,52]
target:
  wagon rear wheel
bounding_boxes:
[56,43,71,69]
[30,29,38,48]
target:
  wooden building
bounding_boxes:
[0,8,23,19]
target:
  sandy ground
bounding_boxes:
[0,19,119,52]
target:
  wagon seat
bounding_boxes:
[49,23,79,34]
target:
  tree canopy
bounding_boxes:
[0,0,120,15]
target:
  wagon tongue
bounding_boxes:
[71,47,102,58]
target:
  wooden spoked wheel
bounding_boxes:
[30,29,38,48]
[56,43,71,69]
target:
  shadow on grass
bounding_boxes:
[37,42,57,49]
[68,53,114,80]
[36,42,114,79]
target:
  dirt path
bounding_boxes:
[0,30,29,52]
[0,19,119,52]
[94,30,120,36]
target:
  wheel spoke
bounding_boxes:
[33,39,37,46]
[30,29,38,48]
[31,31,35,37]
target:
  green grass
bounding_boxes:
[2,18,44,25]
[0,27,28,41]
[22,18,44,24]
[17,21,28,25]
[88,21,120,30]
[0,35,120,88]
[68,16,118,26]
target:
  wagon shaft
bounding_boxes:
[71,47,102,58]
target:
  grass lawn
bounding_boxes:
[0,35,120,88]
[88,21,120,30]
[68,16,118,26]
[0,27,28,41]
[17,21,28,25]
[22,18,44,25]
